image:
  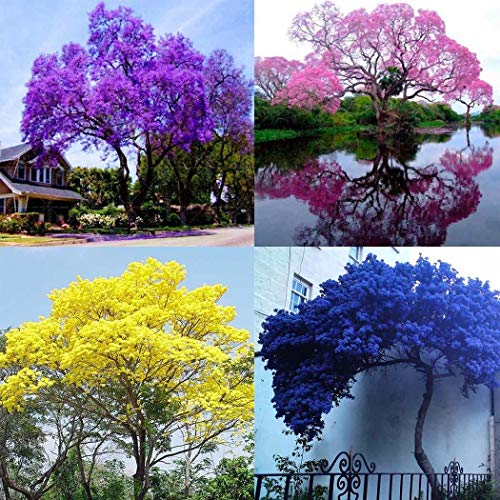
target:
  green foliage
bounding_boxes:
[453,479,494,500]
[0,213,49,235]
[418,120,447,128]
[261,438,327,500]
[166,212,182,227]
[48,455,131,500]
[149,457,212,500]
[378,66,404,96]
[255,97,335,130]
[139,201,171,227]
[479,106,500,125]
[67,167,123,210]
[195,456,254,500]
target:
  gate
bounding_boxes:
[254,451,491,500]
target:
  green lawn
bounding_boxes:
[0,234,82,246]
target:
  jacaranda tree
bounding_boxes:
[275,2,490,135]
[22,3,217,221]
[453,80,494,128]
[260,255,500,497]
[0,259,253,500]
[162,49,253,225]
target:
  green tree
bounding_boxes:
[67,167,122,210]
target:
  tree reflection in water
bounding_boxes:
[255,138,493,246]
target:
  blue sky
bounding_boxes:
[0,0,253,168]
[0,247,254,333]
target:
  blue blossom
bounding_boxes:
[260,255,500,441]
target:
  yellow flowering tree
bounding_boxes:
[0,258,253,500]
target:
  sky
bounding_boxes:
[410,247,500,291]
[0,247,254,334]
[0,0,253,168]
[255,0,500,110]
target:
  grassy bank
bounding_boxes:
[256,125,372,143]
[255,120,454,144]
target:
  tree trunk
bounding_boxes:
[132,437,150,500]
[184,448,193,497]
[75,445,93,500]
[0,479,12,500]
[414,370,441,500]
[373,99,392,142]
[131,141,155,219]
[465,106,471,129]
[114,147,133,226]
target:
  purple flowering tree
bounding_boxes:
[260,255,500,497]
[21,3,213,221]
[159,48,253,224]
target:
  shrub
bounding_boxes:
[0,215,23,234]
[166,212,182,227]
[69,206,128,229]
[78,213,116,229]
[0,213,48,235]
[186,204,216,225]
[139,202,170,227]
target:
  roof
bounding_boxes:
[0,172,83,201]
[0,144,32,162]
[0,143,72,170]
[8,181,83,201]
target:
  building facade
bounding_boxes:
[0,143,82,223]
[255,247,493,485]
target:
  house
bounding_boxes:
[0,143,83,223]
[255,246,498,497]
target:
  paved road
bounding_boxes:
[85,226,254,247]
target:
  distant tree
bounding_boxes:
[195,456,253,500]
[454,80,494,127]
[254,57,303,100]
[67,167,122,209]
[260,256,500,498]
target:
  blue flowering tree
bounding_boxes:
[260,255,500,494]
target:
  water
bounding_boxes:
[255,126,500,246]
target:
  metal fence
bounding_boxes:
[254,452,491,500]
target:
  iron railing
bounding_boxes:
[254,452,491,500]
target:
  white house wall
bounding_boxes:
[254,247,491,477]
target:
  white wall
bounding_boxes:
[254,247,491,477]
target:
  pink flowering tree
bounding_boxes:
[22,3,214,221]
[254,56,303,100]
[285,2,486,134]
[275,63,343,114]
[454,80,493,127]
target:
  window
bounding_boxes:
[56,169,64,186]
[43,168,52,184]
[289,274,311,313]
[0,199,4,214]
[31,168,38,182]
[349,247,363,263]
[17,162,26,180]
